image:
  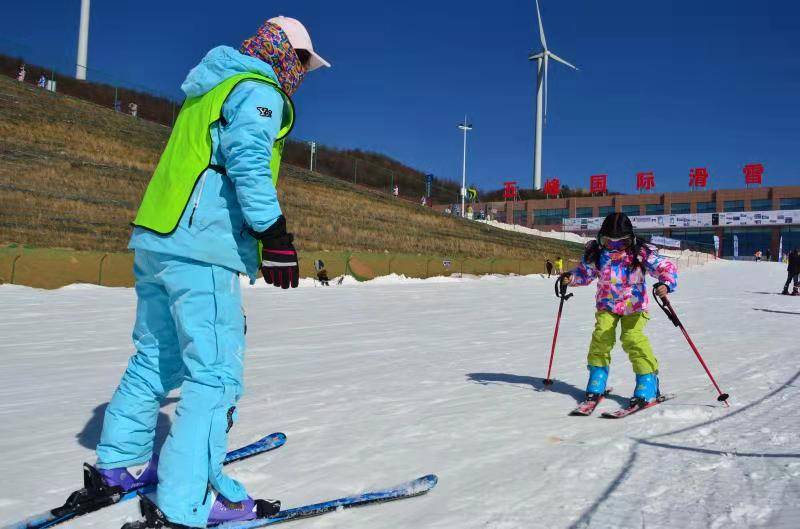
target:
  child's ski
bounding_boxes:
[5,433,287,529]
[600,394,676,419]
[122,474,438,528]
[569,387,613,416]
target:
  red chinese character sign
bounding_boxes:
[503,181,519,201]
[590,174,607,195]
[543,178,560,198]
[636,171,655,192]
[743,163,764,186]
[689,167,708,190]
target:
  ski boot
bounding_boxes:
[630,372,660,407]
[208,493,280,525]
[96,456,159,493]
[792,288,800,296]
[782,289,790,295]
[122,492,281,529]
[585,365,609,401]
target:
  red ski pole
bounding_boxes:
[544,276,573,387]
[652,283,730,406]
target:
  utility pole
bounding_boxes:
[76,0,91,80]
[458,116,473,218]
[308,141,316,171]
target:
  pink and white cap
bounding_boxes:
[268,16,330,72]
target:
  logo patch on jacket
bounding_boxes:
[257,107,273,118]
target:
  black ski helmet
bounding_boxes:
[598,213,634,239]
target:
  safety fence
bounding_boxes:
[0,246,547,290]
[658,248,716,269]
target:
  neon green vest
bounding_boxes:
[133,73,294,234]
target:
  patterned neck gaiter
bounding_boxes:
[240,21,305,96]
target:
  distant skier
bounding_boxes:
[545,258,554,277]
[560,213,678,406]
[314,258,330,286]
[16,63,26,82]
[782,248,800,295]
[754,250,762,262]
[554,256,564,274]
[93,16,329,528]
[37,74,47,88]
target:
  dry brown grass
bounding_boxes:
[0,76,581,263]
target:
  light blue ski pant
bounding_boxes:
[96,249,248,527]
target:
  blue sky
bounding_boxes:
[3,1,799,194]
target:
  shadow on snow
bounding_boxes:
[567,368,800,529]
[76,398,179,450]
[465,372,628,407]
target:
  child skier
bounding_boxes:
[560,213,678,406]
[92,16,329,528]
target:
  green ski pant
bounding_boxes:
[587,311,658,375]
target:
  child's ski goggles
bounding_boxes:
[599,235,633,249]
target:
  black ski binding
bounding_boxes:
[122,494,177,529]
[51,463,123,518]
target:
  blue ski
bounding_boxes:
[4,432,287,529]
[216,474,438,528]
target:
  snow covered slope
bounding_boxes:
[0,261,798,529]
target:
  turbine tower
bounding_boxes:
[76,0,91,80]
[528,0,578,190]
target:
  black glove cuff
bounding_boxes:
[250,216,289,242]
[653,281,671,293]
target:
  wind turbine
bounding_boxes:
[528,0,578,190]
[76,0,91,80]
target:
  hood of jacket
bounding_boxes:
[180,45,279,99]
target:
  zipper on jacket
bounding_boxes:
[188,172,208,227]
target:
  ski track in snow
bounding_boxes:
[0,261,798,528]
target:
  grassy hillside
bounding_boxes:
[0,75,581,262]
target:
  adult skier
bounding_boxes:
[93,16,329,528]
[560,213,678,406]
[782,248,800,295]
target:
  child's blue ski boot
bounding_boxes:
[631,372,660,406]
[586,365,609,399]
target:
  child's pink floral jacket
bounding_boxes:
[568,244,678,315]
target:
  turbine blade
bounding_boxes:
[548,51,579,71]
[536,0,548,50]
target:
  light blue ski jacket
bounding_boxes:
[129,46,286,280]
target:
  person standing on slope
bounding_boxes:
[554,256,564,274]
[560,213,678,406]
[782,248,800,295]
[93,16,329,528]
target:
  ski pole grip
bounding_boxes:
[652,283,679,327]
[555,274,573,300]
